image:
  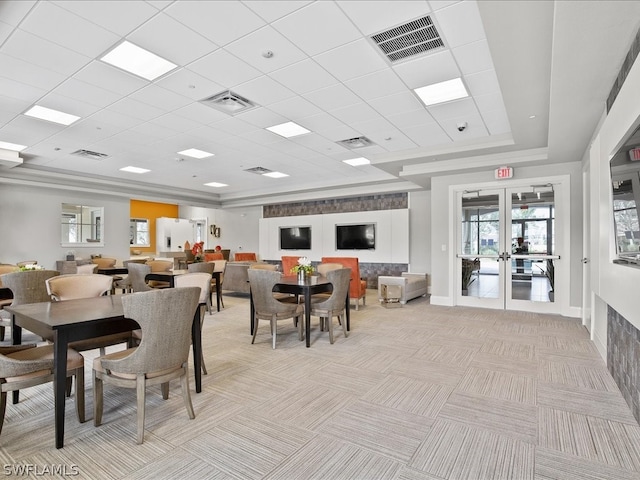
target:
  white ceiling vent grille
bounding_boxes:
[71,149,109,159]
[371,15,444,62]
[200,90,257,115]
[244,166,273,174]
[336,136,375,149]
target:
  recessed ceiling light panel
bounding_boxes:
[266,122,310,138]
[263,171,289,178]
[0,141,27,151]
[343,157,371,166]
[178,148,214,159]
[204,182,228,188]
[414,78,468,106]
[101,40,177,81]
[24,105,80,126]
[120,166,150,174]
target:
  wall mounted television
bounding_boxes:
[336,223,375,250]
[279,226,311,250]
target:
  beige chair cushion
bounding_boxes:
[5,344,84,382]
[92,258,116,269]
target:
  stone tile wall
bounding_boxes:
[607,25,640,112]
[263,193,407,218]
[607,305,640,424]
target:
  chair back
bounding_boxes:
[46,274,112,301]
[249,263,277,271]
[174,273,211,305]
[248,269,294,315]
[146,259,173,272]
[0,270,59,306]
[313,268,351,311]
[91,257,116,269]
[102,287,200,374]
[212,260,227,272]
[187,262,215,275]
[0,266,19,286]
[317,262,343,277]
[234,252,257,262]
[281,256,300,275]
[203,252,223,262]
[127,263,152,292]
[76,263,98,275]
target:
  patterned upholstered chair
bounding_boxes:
[321,257,367,310]
[174,272,211,374]
[310,268,351,344]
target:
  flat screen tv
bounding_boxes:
[279,226,311,250]
[336,223,375,250]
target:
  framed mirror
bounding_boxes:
[61,203,104,247]
[130,218,150,247]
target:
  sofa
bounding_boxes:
[320,257,367,310]
[377,273,428,305]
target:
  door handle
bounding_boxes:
[581,258,588,264]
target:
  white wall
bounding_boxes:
[0,184,130,268]
[259,209,409,263]
[409,190,430,276]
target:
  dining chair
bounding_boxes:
[1,270,60,307]
[75,263,98,275]
[174,272,212,374]
[45,274,135,356]
[145,259,173,288]
[310,268,351,344]
[212,260,226,309]
[0,343,85,434]
[248,269,304,349]
[93,287,200,444]
[187,262,215,314]
[126,263,153,292]
[0,265,19,341]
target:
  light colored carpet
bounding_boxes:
[1,290,639,480]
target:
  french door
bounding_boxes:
[456,185,561,313]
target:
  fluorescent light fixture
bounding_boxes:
[263,171,289,178]
[24,105,80,125]
[101,40,177,81]
[414,77,468,106]
[178,148,214,159]
[204,182,228,188]
[266,121,310,138]
[0,141,27,151]
[120,166,150,174]
[343,157,370,166]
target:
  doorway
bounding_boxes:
[455,184,561,313]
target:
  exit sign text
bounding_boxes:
[495,166,513,179]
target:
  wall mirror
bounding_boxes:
[130,218,150,247]
[61,203,104,247]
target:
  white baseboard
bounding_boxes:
[429,295,454,306]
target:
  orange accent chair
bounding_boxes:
[281,256,302,275]
[321,257,367,310]
[234,252,257,262]
[204,252,224,262]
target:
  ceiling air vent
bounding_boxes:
[371,15,444,62]
[244,166,273,174]
[200,90,257,115]
[71,149,109,159]
[336,136,375,149]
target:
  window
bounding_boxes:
[61,204,104,246]
[130,218,150,247]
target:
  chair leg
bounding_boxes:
[0,390,6,435]
[180,365,195,420]
[271,316,277,349]
[161,382,169,400]
[93,372,103,427]
[65,377,72,397]
[251,316,259,345]
[328,315,335,344]
[0,326,4,342]
[136,375,146,444]
[341,313,348,338]
[75,367,85,423]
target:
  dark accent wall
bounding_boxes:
[607,306,640,424]
[264,193,411,287]
[606,25,640,113]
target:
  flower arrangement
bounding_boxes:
[19,264,44,271]
[191,241,204,262]
[290,256,313,275]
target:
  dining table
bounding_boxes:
[145,269,223,312]
[249,275,350,348]
[5,294,203,449]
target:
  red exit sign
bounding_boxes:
[495,166,513,179]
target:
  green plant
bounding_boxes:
[537,259,554,291]
[461,258,479,290]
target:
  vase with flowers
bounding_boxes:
[19,264,44,271]
[290,256,313,283]
[191,241,204,263]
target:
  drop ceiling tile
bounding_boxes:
[481,106,511,135]
[369,91,424,117]
[439,112,488,140]
[330,102,380,125]
[386,109,437,129]
[304,84,362,111]
[349,115,395,134]
[1,115,66,145]
[225,26,307,74]
[0,1,36,26]
[211,116,260,137]
[73,61,148,96]
[434,0,485,48]
[0,53,66,92]
[393,50,460,89]
[295,112,348,135]
[403,122,451,147]
[107,97,166,122]
[87,109,141,132]
[188,49,262,89]
[344,69,407,100]
[174,103,229,126]
[427,97,479,122]
[164,1,266,46]
[243,1,312,23]
[150,112,203,134]
[267,96,323,121]
[338,0,431,36]
[18,2,119,58]
[270,58,339,95]
[235,106,287,129]
[453,40,494,75]
[130,121,177,141]
[51,78,122,109]
[313,38,388,82]
[0,77,46,104]
[38,91,101,118]
[57,0,159,36]
[365,130,418,152]
[0,21,12,44]
[3,30,90,76]
[129,84,192,111]
[156,69,225,101]
[0,93,30,118]
[128,12,219,65]
[272,1,361,56]
[464,68,501,97]
[474,91,505,115]
[234,74,296,106]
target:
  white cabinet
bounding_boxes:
[156,217,195,253]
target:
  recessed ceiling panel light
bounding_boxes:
[263,171,289,178]
[204,182,228,188]
[24,105,80,125]
[414,78,468,106]
[0,141,27,151]
[266,121,310,138]
[101,40,177,81]
[120,166,150,174]
[178,148,214,159]
[343,157,370,166]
